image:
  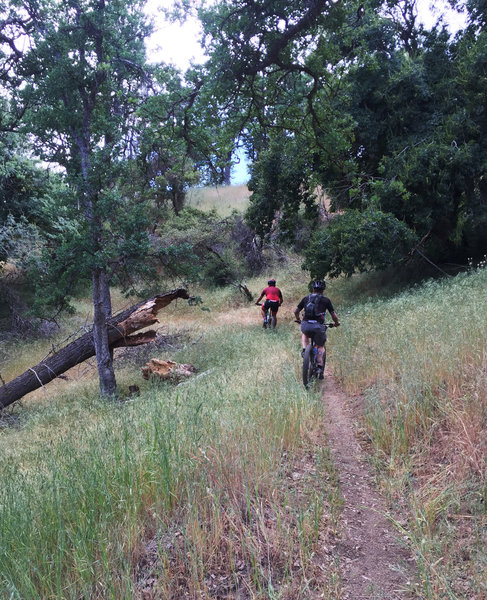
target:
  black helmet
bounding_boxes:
[268,278,276,285]
[312,280,325,290]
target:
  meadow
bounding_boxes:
[0,185,486,598]
[186,184,251,216]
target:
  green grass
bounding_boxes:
[0,275,341,599]
[2,256,487,598]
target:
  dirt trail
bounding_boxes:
[321,374,416,599]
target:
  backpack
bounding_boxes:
[304,294,323,321]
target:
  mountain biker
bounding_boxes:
[294,280,340,379]
[255,278,283,328]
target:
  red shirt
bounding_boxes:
[261,286,282,302]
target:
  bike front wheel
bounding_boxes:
[302,344,314,387]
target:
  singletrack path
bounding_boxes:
[321,374,416,599]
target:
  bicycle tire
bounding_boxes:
[302,344,313,387]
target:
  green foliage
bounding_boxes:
[0,118,71,264]
[131,69,202,215]
[1,0,159,317]
[318,18,487,268]
[198,0,487,276]
[0,215,42,268]
[245,134,317,242]
[150,206,250,289]
[303,208,418,278]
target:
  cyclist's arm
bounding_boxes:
[330,310,340,326]
[255,291,264,305]
[294,298,305,321]
[279,290,283,305]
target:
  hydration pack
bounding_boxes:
[304,294,323,321]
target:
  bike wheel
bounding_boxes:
[302,344,313,387]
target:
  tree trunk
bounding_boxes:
[0,289,189,409]
[92,267,117,397]
[223,149,232,185]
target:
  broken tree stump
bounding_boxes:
[142,359,197,381]
[0,289,189,409]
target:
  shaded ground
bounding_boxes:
[321,374,416,599]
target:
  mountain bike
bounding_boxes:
[256,302,276,329]
[298,323,335,388]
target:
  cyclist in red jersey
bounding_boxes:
[255,278,283,328]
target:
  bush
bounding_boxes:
[303,208,418,278]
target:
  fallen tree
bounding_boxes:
[0,289,189,409]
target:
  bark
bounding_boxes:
[0,288,189,409]
[92,267,116,397]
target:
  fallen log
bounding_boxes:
[0,289,189,409]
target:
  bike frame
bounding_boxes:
[257,302,276,329]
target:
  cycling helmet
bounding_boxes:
[268,278,276,285]
[312,280,326,290]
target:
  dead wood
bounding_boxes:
[141,358,196,381]
[0,289,189,409]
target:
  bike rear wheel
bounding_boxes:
[302,344,314,387]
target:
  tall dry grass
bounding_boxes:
[3,235,487,598]
[333,266,487,598]
[0,269,342,599]
[186,184,251,216]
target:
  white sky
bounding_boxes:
[145,1,205,69]
[416,0,467,30]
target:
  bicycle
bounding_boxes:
[297,322,335,388]
[256,302,276,329]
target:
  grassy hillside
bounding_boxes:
[1,184,486,598]
[186,184,251,216]
[334,266,487,598]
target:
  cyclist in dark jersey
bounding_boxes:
[255,278,283,328]
[294,280,340,378]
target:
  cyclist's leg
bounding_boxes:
[312,325,326,367]
[300,321,313,355]
[266,301,277,328]
[262,300,270,327]
[316,346,325,366]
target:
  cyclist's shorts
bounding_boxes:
[301,320,326,346]
[264,299,280,313]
